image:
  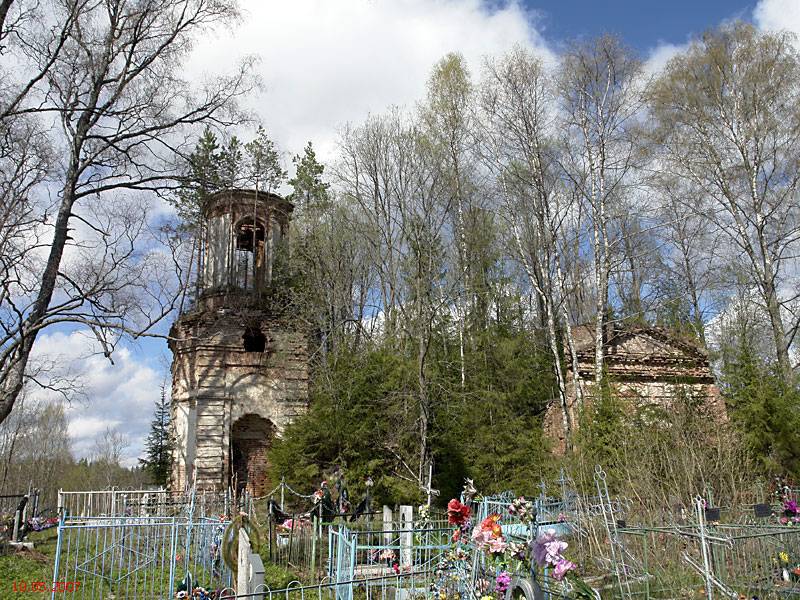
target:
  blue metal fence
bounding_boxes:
[50,515,232,599]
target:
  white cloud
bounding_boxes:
[754,0,800,35]
[644,0,800,79]
[29,331,163,467]
[32,0,800,474]
[15,1,552,472]
[187,0,551,162]
[643,41,689,76]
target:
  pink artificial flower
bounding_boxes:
[544,539,569,565]
[552,558,576,581]
[495,571,512,594]
[379,549,396,562]
[472,526,494,546]
[488,537,508,554]
[508,542,527,560]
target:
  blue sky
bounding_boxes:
[524,0,756,50]
[37,0,797,465]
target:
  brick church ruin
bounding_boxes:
[169,189,308,495]
[544,324,727,454]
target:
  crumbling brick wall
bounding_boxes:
[169,307,308,493]
[544,325,727,454]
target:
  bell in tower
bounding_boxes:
[169,189,309,495]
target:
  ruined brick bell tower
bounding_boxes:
[169,189,308,495]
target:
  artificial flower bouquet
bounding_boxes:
[442,497,596,599]
[779,499,800,525]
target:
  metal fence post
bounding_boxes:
[50,512,65,600]
[168,517,178,598]
[696,497,714,600]
[399,505,413,570]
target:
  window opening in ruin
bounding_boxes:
[234,218,267,290]
[235,219,265,252]
[243,327,266,352]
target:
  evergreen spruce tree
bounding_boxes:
[288,141,330,210]
[245,126,287,193]
[219,135,244,189]
[140,385,174,486]
[171,127,224,228]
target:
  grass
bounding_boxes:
[0,528,226,599]
[0,529,59,599]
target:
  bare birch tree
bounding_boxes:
[0,0,254,423]
[557,35,644,387]
[478,47,581,446]
[650,23,800,382]
[422,53,478,389]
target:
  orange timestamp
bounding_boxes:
[11,581,81,593]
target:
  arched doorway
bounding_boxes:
[230,414,275,496]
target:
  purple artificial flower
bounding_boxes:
[552,558,576,581]
[531,529,557,566]
[495,571,512,594]
[785,499,798,515]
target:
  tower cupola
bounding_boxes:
[200,188,293,302]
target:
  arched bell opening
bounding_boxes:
[233,217,267,290]
[230,414,275,497]
[235,218,266,252]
